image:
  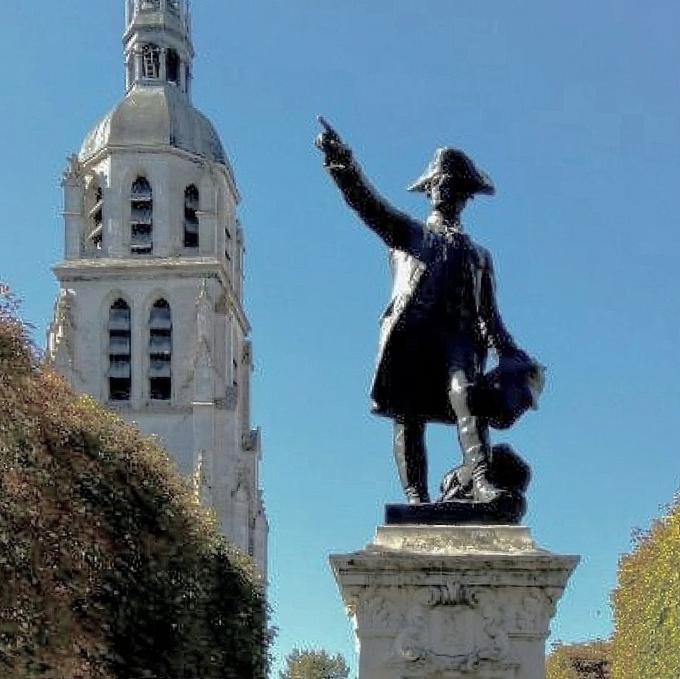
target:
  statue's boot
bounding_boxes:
[439,464,473,501]
[450,371,504,504]
[466,444,504,503]
[457,413,505,504]
[394,421,430,504]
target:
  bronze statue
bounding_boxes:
[316,117,545,523]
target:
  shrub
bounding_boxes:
[0,287,271,678]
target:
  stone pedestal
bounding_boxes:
[330,525,578,679]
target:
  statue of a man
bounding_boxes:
[316,119,541,508]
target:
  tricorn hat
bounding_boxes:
[473,354,545,430]
[407,147,495,196]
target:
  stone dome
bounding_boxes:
[79,84,226,165]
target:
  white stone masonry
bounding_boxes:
[49,0,267,576]
[331,525,578,679]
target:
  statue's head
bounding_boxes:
[408,148,495,212]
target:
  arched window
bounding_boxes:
[149,299,172,400]
[108,299,131,401]
[141,44,161,79]
[184,185,199,248]
[166,49,180,84]
[131,176,153,255]
[167,0,181,16]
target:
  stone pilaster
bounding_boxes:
[331,525,578,679]
[61,155,85,260]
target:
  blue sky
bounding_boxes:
[2,0,680,674]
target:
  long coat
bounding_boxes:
[329,160,521,423]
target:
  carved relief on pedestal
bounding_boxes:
[496,587,558,637]
[386,584,515,676]
[361,594,400,635]
[514,591,548,634]
[345,589,402,638]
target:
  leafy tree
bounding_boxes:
[612,506,680,679]
[0,286,272,679]
[280,648,350,679]
[546,640,611,679]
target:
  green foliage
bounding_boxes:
[0,289,271,678]
[546,640,611,679]
[611,505,680,679]
[280,648,350,679]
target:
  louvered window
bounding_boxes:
[131,176,153,255]
[184,185,199,248]
[149,299,172,400]
[88,186,103,250]
[108,299,131,401]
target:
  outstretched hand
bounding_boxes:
[315,115,353,169]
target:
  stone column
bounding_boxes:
[179,59,187,93]
[331,525,578,679]
[159,47,168,82]
[134,47,143,83]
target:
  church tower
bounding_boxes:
[49,0,267,574]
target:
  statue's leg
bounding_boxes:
[393,418,430,504]
[448,369,503,503]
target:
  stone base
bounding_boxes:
[330,525,579,679]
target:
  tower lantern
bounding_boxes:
[124,0,194,95]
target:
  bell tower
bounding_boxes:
[49,0,268,574]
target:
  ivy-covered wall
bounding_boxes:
[0,290,271,679]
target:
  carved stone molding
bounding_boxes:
[358,594,401,636]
